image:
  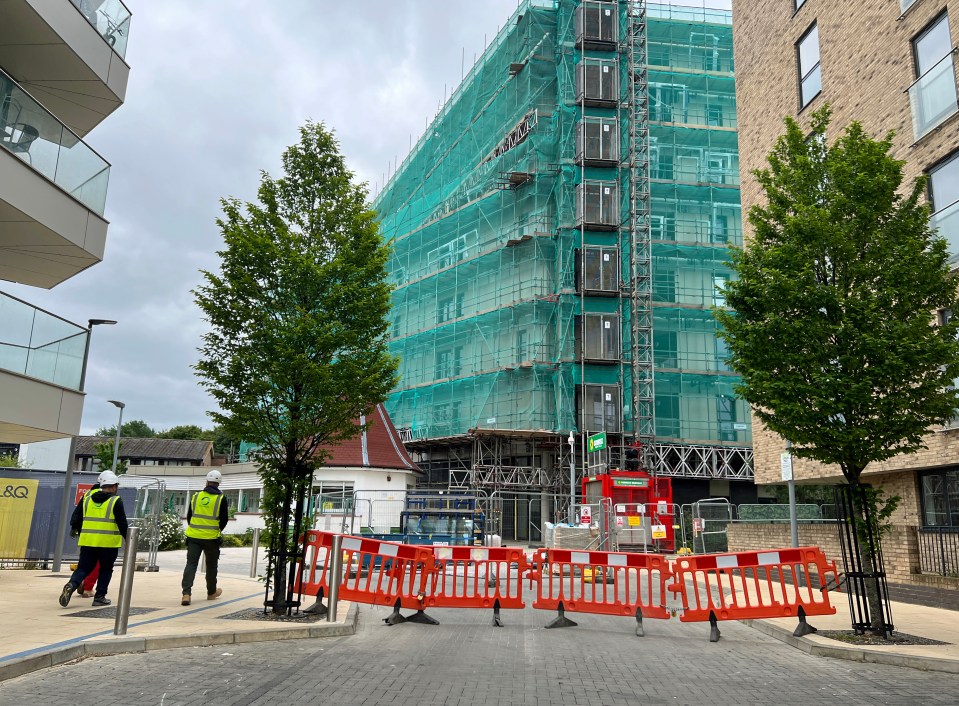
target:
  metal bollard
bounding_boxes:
[250,528,261,578]
[327,534,343,622]
[114,527,139,636]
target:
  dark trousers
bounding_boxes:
[181,537,220,596]
[68,546,119,598]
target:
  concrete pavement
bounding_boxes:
[1,547,957,683]
[0,548,355,682]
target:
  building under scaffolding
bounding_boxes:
[374,0,754,534]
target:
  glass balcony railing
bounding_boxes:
[0,291,88,390]
[0,69,111,215]
[907,51,959,139]
[70,0,132,60]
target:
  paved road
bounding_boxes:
[3,599,958,705]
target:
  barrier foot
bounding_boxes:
[303,587,328,617]
[792,606,818,637]
[492,599,503,628]
[545,601,577,629]
[635,607,645,637]
[384,598,407,626]
[405,610,440,625]
[709,611,721,643]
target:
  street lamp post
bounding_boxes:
[568,431,576,524]
[107,400,125,473]
[51,319,116,573]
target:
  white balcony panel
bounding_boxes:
[0,368,84,443]
[0,0,129,136]
[0,148,107,288]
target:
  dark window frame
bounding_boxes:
[919,466,959,528]
[796,21,822,109]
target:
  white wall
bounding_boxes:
[20,437,72,470]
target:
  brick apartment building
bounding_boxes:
[730,0,959,597]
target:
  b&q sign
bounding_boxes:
[0,478,39,559]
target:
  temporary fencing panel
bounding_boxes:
[667,546,839,623]
[425,545,528,610]
[297,530,334,597]
[531,547,671,620]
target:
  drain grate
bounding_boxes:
[65,606,159,618]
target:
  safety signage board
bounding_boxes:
[580,507,592,525]
[692,518,704,535]
[780,452,793,481]
[627,515,642,527]
[612,478,648,487]
[587,432,607,452]
[75,483,92,505]
[651,524,667,539]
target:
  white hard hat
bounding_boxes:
[99,471,120,486]
[96,471,109,484]
[206,470,222,483]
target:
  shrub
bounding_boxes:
[157,511,186,550]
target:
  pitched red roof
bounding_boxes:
[320,404,420,473]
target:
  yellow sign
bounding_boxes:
[651,523,667,539]
[627,515,641,527]
[0,478,39,559]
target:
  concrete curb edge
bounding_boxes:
[0,603,359,683]
[742,618,959,675]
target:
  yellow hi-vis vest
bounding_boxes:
[79,495,122,548]
[186,490,223,540]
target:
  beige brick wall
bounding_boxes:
[727,522,920,583]
[730,0,959,516]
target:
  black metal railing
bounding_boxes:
[918,527,959,576]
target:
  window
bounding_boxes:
[435,347,462,379]
[717,395,737,442]
[901,0,918,15]
[797,23,822,108]
[516,330,529,363]
[909,13,958,138]
[655,395,681,437]
[239,488,261,513]
[582,313,620,361]
[938,307,959,427]
[920,467,959,527]
[581,246,620,291]
[795,0,806,9]
[580,384,621,432]
[706,104,724,127]
[713,274,729,307]
[437,292,465,324]
[930,153,959,262]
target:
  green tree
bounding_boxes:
[156,424,205,440]
[0,453,24,468]
[194,121,398,613]
[96,419,156,438]
[93,441,128,476]
[715,107,959,632]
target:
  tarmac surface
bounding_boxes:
[1,548,958,704]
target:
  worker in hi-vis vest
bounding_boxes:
[59,471,127,608]
[180,470,229,606]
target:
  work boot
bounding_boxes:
[181,593,191,606]
[92,596,111,607]
[207,588,223,600]
[76,588,89,598]
[59,582,76,607]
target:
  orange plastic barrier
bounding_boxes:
[296,530,334,597]
[667,546,839,624]
[423,545,528,611]
[335,535,436,609]
[531,548,672,622]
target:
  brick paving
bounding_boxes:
[2,601,959,705]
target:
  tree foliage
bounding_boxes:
[715,106,959,485]
[93,441,128,476]
[96,419,156,438]
[193,121,398,611]
[156,424,205,440]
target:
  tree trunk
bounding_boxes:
[271,479,294,614]
[285,473,308,609]
[850,480,887,636]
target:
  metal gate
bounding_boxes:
[688,498,734,554]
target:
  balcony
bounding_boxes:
[907,49,959,140]
[0,0,131,137]
[0,291,86,443]
[0,69,110,288]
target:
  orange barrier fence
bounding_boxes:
[425,545,528,610]
[295,531,839,640]
[531,548,671,630]
[666,546,839,639]
[296,530,334,598]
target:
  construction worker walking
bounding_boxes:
[180,470,229,606]
[59,471,127,607]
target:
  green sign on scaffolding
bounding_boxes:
[587,432,607,453]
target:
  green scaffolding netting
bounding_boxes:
[374,0,749,448]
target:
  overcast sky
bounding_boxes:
[7,0,731,436]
